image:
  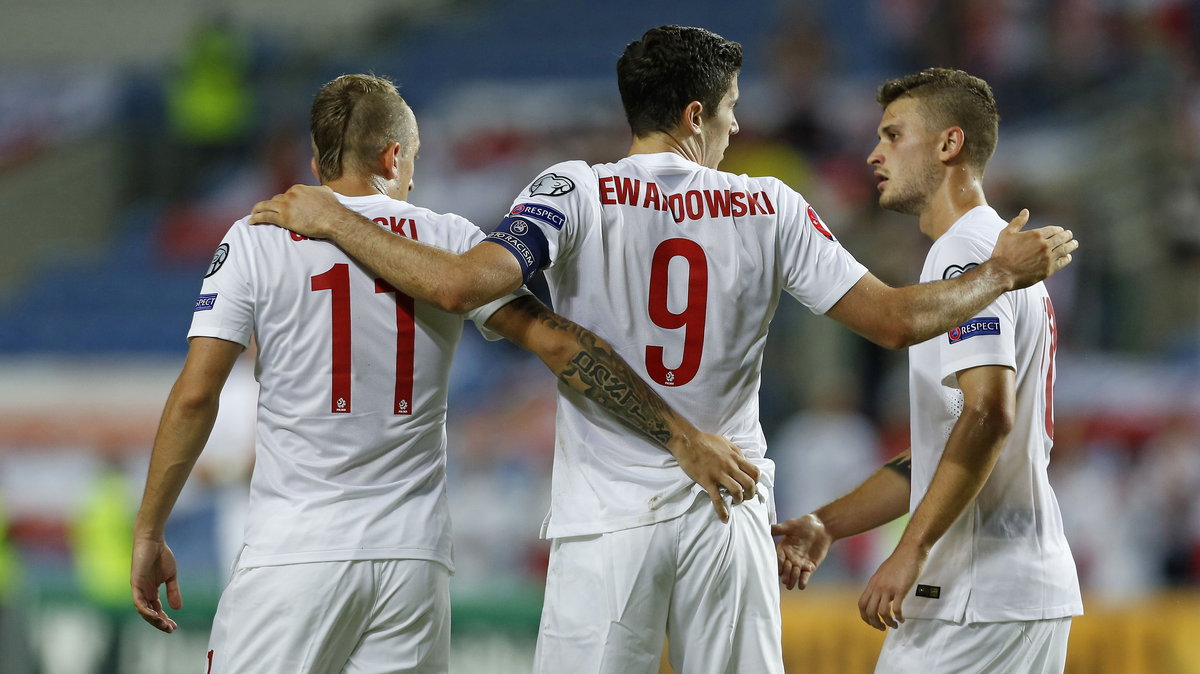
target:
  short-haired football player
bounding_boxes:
[773,68,1083,674]
[249,29,1077,673]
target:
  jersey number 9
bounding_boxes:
[646,239,708,387]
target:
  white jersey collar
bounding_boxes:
[944,204,1001,238]
[334,192,395,207]
[624,152,705,172]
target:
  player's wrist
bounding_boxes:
[977,258,1016,292]
[664,428,694,456]
[133,515,166,542]
[896,531,933,558]
[321,209,360,242]
[134,529,165,543]
[805,510,839,542]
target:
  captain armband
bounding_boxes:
[883,453,913,480]
[485,216,551,284]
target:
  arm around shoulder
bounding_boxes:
[825,211,1077,349]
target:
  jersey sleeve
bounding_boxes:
[772,181,869,314]
[445,213,534,341]
[930,235,1017,387]
[484,160,595,283]
[187,221,256,347]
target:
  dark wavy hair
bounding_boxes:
[617,25,742,138]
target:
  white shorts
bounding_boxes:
[534,490,783,674]
[207,559,450,674]
[875,616,1072,674]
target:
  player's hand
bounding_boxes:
[858,545,925,631]
[669,432,759,524]
[131,536,182,633]
[989,209,1078,290]
[249,184,346,240]
[771,514,831,590]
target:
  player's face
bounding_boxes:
[867,97,941,216]
[701,75,740,169]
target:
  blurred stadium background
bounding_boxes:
[0,0,1197,672]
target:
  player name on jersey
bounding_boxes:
[288,216,418,242]
[598,176,776,223]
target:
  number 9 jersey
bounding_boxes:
[189,193,524,571]
[485,153,868,538]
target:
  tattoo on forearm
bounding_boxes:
[516,299,675,445]
[883,453,913,480]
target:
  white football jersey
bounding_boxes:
[488,153,868,537]
[189,193,522,570]
[906,206,1082,622]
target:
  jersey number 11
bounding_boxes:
[311,263,415,415]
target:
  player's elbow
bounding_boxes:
[868,317,920,350]
[425,273,479,314]
[878,327,917,350]
[867,301,923,350]
[437,286,483,314]
[169,381,222,419]
[436,261,506,314]
[434,292,472,314]
[965,399,1015,440]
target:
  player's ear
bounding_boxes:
[940,127,966,162]
[379,141,403,179]
[680,100,705,136]
[310,157,320,182]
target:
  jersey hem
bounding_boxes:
[541,490,701,539]
[187,326,252,348]
[238,547,453,573]
[908,600,1083,623]
[939,353,1016,386]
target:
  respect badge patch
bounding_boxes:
[510,203,567,229]
[948,317,1000,343]
[195,293,218,312]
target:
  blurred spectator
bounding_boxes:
[0,495,34,673]
[69,455,135,673]
[1132,414,1200,586]
[164,14,255,200]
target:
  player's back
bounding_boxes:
[499,154,866,536]
[191,193,492,569]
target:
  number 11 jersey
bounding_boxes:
[487,153,868,537]
[189,193,520,570]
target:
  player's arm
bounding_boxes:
[772,450,911,590]
[484,295,759,523]
[858,364,1014,631]
[131,336,243,633]
[826,211,1077,349]
[248,185,523,313]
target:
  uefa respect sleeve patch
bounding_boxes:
[195,293,218,311]
[948,317,1000,343]
[509,203,567,230]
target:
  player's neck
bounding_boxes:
[323,175,396,200]
[628,131,704,166]
[919,171,986,241]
